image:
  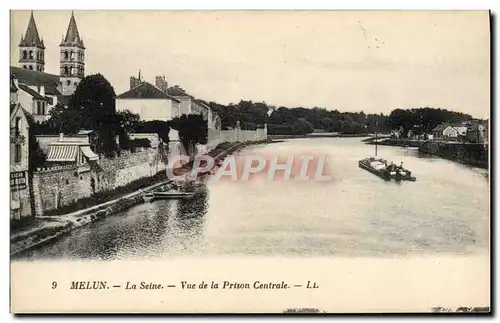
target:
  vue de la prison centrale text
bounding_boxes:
[64,280,321,290]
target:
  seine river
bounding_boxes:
[15,138,490,260]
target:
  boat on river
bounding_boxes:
[359,121,416,182]
[358,157,416,182]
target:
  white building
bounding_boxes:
[443,125,468,138]
[115,82,181,122]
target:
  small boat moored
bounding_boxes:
[142,192,155,203]
[153,190,196,199]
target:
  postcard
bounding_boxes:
[9,10,490,314]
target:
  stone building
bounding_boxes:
[11,11,86,122]
[10,103,34,220]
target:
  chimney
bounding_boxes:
[59,133,64,140]
[39,85,45,96]
[130,76,141,90]
[155,75,168,93]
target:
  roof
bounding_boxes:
[77,130,94,135]
[116,82,181,102]
[18,84,51,102]
[194,99,210,109]
[167,86,191,97]
[61,11,85,48]
[10,66,61,95]
[11,103,35,127]
[19,11,45,48]
[21,107,36,127]
[432,124,449,132]
[10,78,18,93]
[57,95,71,106]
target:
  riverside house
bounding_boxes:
[432,123,468,141]
[116,78,182,122]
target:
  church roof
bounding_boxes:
[10,66,61,96]
[19,11,45,48]
[61,11,84,48]
[116,82,181,102]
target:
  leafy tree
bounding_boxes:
[117,110,141,133]
[134,120,170,143]
[170,114,207,155]
[28,130,45,170]
[68,73,119,157]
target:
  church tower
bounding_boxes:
[19,11,45,72]
[60,11,85,96]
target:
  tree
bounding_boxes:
[117,110,141,133]
[170,114,208,155]
[68,73,119,157]
[134,120,170,143]
[28,130,45,170]
[46,103,81,134]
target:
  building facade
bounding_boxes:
[11,10,86,122]
[59,11,86,96]
[10,104,34,220]
[116,81,182,122]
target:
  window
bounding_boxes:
[74,82,78,86]
[14,144,21,163]
[64,51,69,60]
[22,50,27,59]
[23,65,27,69]
[36,101,41,115]
[42,102,46,115]
[66,80,71,85]
[36,51,40,60]
[15,117,21,136]
[29,50,33,59]
[29,65,33,70]
[64,66,69,75]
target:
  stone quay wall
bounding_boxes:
[31,127,266,216]
[31,148,166,216]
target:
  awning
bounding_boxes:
[46,145,78,162]
[80,146,99,161]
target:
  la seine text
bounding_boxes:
[69,281,163,290]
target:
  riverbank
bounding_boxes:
[10,140,265,257]
[268,133,370,140]
[363,137,489,169]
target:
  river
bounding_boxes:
[14,138,490,260]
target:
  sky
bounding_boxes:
[10,10,490,118]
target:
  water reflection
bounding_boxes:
[16,183,209,260]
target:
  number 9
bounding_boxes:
[52,281,57,289]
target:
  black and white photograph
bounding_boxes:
[8,9,491,313]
